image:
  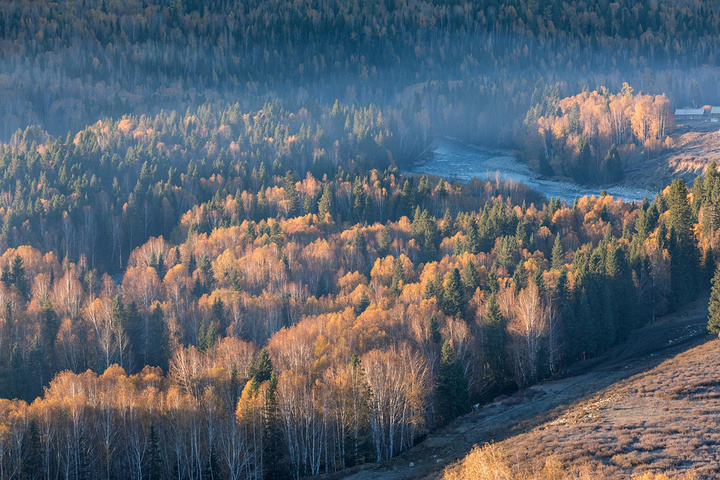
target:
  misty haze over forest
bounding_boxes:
[0,1,718,479]
[4,0,720,142]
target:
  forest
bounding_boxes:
[0,103,717,477]
[523,84,675,183]
[1,0,720,478]
[4,0,720,161]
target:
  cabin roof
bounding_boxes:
[675,108,705,116]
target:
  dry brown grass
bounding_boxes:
[441,442,698,480]
[444,340,720,479]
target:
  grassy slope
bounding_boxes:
[439,295,720,479]
[332,293,714,480]
[623,122,720,191]
[468,333,720,478]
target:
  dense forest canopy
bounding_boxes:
[0,0,719,478]
[0,105,718,476]
[3,0,720,150]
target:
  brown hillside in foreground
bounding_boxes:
[335,294,712,480]
[445,336,720,479]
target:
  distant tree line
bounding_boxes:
[3,0,720,150]
[0,101,431,273]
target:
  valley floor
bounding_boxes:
[332,293,715,480]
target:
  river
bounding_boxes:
[409,139,657,203]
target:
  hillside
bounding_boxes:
[484,335,720,478]
[623,124,720,192]
[333,293,713,480]
[441,335,720,478]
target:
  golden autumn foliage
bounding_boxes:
[525,86,675,183]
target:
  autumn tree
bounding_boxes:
[508,284,549,387]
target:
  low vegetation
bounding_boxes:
[443,442,700,480]
[444,338,720,479]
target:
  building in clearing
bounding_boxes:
[675,108,706,120]
[711,107,720,118]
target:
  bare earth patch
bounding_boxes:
[623,122,720,191]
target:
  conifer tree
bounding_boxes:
[155,253,166,278]
[428,314,441,344]
[356,291,370,315]
[21,419,42,478]
[199,255,216,293]
[575,135,591,183]
[11,254,27,299]
[512,261,527,290]
[515,218,529,246]
[284,170,299,215]
[378,226,393,257]
[481,294,507,387]
[147,304,169,370]
[0,263,10,286]
[198,320,217,352]
[264,372,285,479]
[708,264,720,335]
[417,175,430,203]
[461,260,480,298]
[123,301,143,372]
[551,234,564,270]
[318,183,334,219]
[251,348,273,384]
[554,270,572,361]
[352,176,366,222]
[255,189,269,219]
[464,216,481,254]
[667,180,700,307]
[352,230,368,262]
[436,340,469,425]
[147,424,162,480]
[390,258,404,296]
[7,344,26,399]
[398,179,414,218]
[569,101,581,134]
[441,208,454,237]
[27,335,45,399]
[487,267,499,294]
[668,179,694,238]
[602,144,623,182]
[303,193,316,215]
[443,268,465,318]
[532,267,547,300]
[41,304,59,365]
